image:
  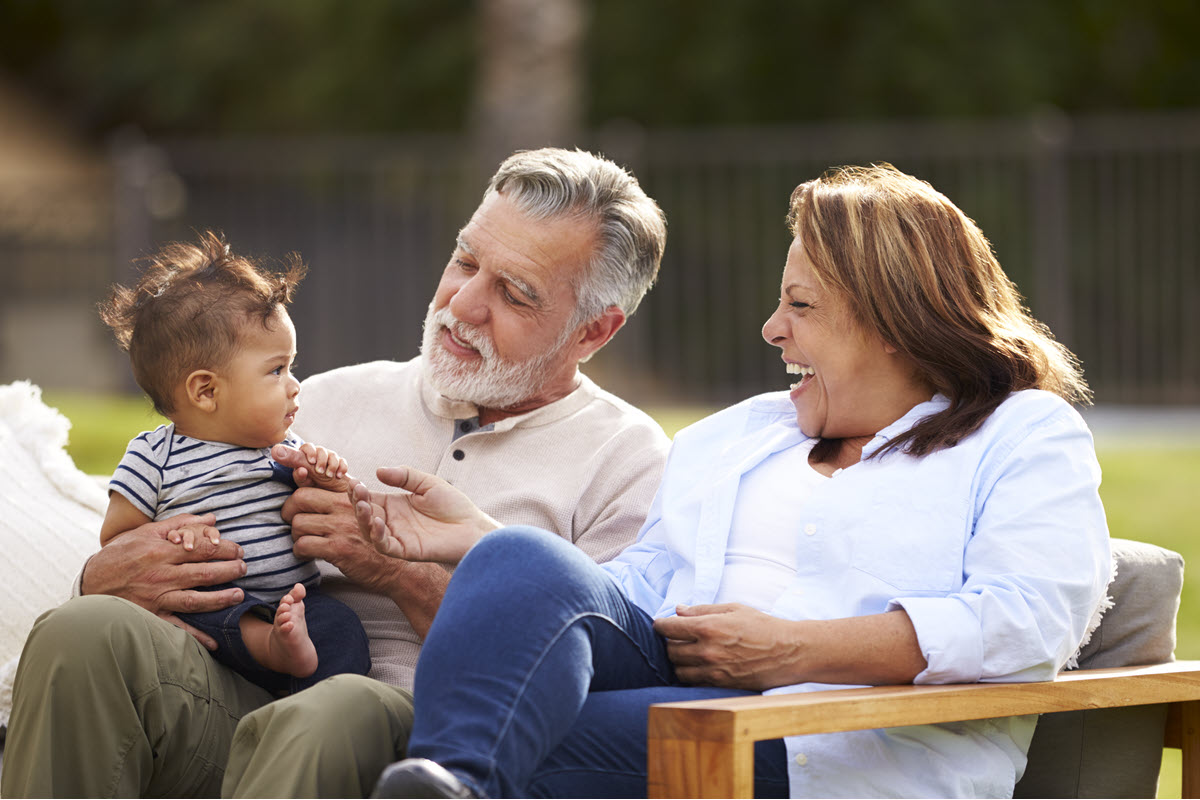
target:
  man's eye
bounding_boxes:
[455,258,476,272]
[503,287,527,307]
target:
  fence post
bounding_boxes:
[1029,108,1074,347]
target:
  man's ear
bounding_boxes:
[184,369,219,412]
[573,305,626,363]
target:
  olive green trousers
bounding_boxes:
[1,595,414,798]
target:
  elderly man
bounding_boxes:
[2,148,670,798]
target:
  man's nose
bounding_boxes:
[447,273,489,326]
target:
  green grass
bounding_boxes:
[43,391,167,477]
[43,393,1199,797]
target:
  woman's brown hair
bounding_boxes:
[789,164,1090,458]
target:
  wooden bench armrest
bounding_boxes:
[647,661,1200,798]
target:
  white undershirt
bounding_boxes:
[714,437,827,611]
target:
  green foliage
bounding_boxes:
[2,0,1199,136]
[586,0,1200,125]
[0,0,475,135]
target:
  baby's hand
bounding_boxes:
[296,442,353,492]
[167,522,221,552]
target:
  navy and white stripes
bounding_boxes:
[110,424,317,602]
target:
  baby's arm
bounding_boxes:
[100,493,154,546]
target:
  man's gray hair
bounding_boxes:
[487,148,667,327]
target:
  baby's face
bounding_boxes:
[213,306,300,449]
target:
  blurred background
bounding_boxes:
[2,0,1199,408]
[1,1,1198,793]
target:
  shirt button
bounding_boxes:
[795,753,808,766]
[459,421,473,433]
[804,523,817,536]
[453,449,465,461]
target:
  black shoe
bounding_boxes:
[371,758,480,798]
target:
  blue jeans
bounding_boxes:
[408,526,788,798]
[180,585,370,696]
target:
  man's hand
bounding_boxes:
[81,513,246,650]
[350,466,501,564]
[283,483,454,637]
[653,603,805,690]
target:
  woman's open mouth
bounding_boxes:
[786,362,815,391]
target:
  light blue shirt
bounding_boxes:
[602,390,1112,798]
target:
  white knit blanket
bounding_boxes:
[0,381,104,729]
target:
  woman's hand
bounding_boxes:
[655,605,928,690]
[350,466,501,564]
[654,603,806,690]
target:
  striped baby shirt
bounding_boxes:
[109,423,317,602]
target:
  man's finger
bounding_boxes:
[160,613,219,651]
[282,487,347,521]
[292,532,334,561]
[157,585,244,616]
[169,558,247,591]
[270,443,307,468]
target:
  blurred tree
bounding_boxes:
[586,0,1200,126]
[0,0,475,135]
[471,0,585,160]
[0,0,1197,138]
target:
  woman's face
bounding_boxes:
[761,235,929,440]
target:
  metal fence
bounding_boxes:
[6,110,1198,406]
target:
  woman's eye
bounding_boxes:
[790,301,810,310]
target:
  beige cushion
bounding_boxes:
[1016,538,1184,798]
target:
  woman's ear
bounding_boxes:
[184,370,219,412]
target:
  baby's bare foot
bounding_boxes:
[264,583,318,678]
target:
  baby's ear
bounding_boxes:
[184,369,219,412]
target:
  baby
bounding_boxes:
[98,231,369,695]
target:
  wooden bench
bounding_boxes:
[648,661,1200,797]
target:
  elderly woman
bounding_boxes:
[354,164,1112,798]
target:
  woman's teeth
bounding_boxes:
[786,363,814,389]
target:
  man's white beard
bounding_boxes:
[420,303,574,410]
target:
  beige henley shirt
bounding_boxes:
[291,357,671,689]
